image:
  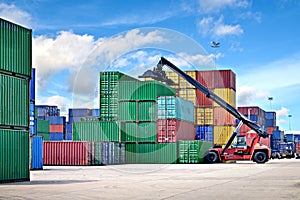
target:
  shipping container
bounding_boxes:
[285,134,294,142]
[30,102,36,135]
[43,141,90,166]
[272,130,284,141]
[157,96,194,123]
[166,71,180,87]
[213,88,236,107]
[121,122,138,142]
[138,101,156,121]
[125,143,177,164]
[36,119,50,133]
[178,140,213,164]
[45,116,66,125]
[196,90,213,107]
[36,132,50,141]
[157,119,195,143]
[213,70,236,90]
[196,71,214,89]
[195,125,213,142]
[35,105,60,118]
[73,121,120,142]
[178,71,197,88]
[178,88,197,107]
[49,132,64,141]
[0,129,29,183]
[50,124,65,133]
[213,107,236,126]
[119,81,138,101]
[30,136,43,170]
[138,122,157,142]
[213,125,235,145]
[195,107,213,125]
[238,106,265,117]
[0,18,32,78]
[69,108,90,117]
[119,101,137,121]
[136,81,176,101]
[30,68,35,102]
[0,74,29,127]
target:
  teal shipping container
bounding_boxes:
[157,96,194,123]
[0,18,32,78]
[0,129,30,182]
[73,121,120,142]
[0,74,29,128]
[31,136,43,170]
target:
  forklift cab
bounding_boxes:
[232,135,247,149]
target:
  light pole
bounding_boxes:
[211,41,220,68]
[268,97,273,110]
[288,114,292,130]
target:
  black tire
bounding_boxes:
[205,151,219,163]
[253,151,268,163]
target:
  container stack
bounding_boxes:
[270,127,284,155]
[0,18,32,182]
[36,119,50,141]
[178,140,214,163]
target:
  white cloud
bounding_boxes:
[276,107,290,117]
[36,95,71,113]
[237,86,269,106]
[198,0,249,13]
[239,11,262,23]
[198,16,244,37]
[0,3,31,27]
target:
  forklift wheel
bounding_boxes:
[253,151,267,164]
[205,151,219,163]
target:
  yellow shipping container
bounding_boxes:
[179,71,197,88]
[213,88,236,107]
[195,107,214,125]
[213,125,235,145]
[178,88,197,106]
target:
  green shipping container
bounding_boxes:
[0,129,30,182]
[138,122,157,142]
[36,132,50,141]
[119,101,137,121]
[0,18,32,78]
[178,141,213,164]
[73,121,120,142]
[36,119,50,133]
[119,81,138,100]
[137,81,176,101]
[138,101,156,121]
[157,143,177,164]
[125,143,178,164]
[0,74,29,127]
[121,122,138,142]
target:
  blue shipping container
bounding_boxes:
[157,96,194,123]
[30,68,36,102]
[196,126,213,142]
[272,130,284,140]
[294,134,300,143]
[31,136,43,170]
[36,105,60,117]
[65,132,72,140]
[66,122,72,133]
[265,111,276,120]
[270,139,281,150]
[69,108,89,117]
[30,102,36,135]
[285,134,294,142]
[92,109,100,117]
[265,119,276,127]
[50,132,64,141]
[45,116,66,125]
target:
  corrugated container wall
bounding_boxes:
[0,74,29,127]
[0,18,32,77]
[213,70,236,90]
[73,121,120,142]
[0,129,30,182]
[213,88,236,107]
[30,68,35,102]
[213,126,235,145]
[30,136,43,170]
[195,107,213,125]
[30,102,36,135]
[195,125,213,142]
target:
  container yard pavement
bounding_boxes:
[1,159,300,200]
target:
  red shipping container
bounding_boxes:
[295,143,300,154]
[239,132,270,147]
[266,127,275,135]
[213,107,236,125]
[50,124,64,133]
[196,90,213,107]
[239,124,252,133]
[196,71,214,89]
[157,119,195,143]
[238,106,266,118]
[213,70,236,90]
[43,142,90,166]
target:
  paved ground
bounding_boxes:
[1,159,300,199]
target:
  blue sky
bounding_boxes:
[1,0,300,131]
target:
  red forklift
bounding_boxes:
[140,57,271,164]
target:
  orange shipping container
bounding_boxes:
[213,107,236,126]
[266,127,275,135]
[50,124,64,133]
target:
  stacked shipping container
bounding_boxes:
[0,18,32,182]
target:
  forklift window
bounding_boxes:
[232,136,246,148]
